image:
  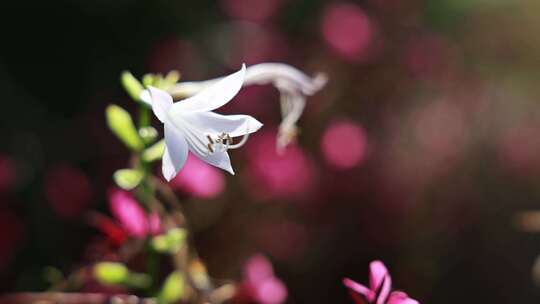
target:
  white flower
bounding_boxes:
[168,63,327,151]
[143,65,263,181]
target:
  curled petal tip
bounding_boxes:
[314,73,328,90]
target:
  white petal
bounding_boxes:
[139,90,152,106]
[163,123,189,181]
[175,119,212,157]
[171,64,246,113]
[243,63,327,95]
[199,151,235,175]
[148,87,173,123]
[161,146,176,181]
[171,117,236,175]
[181,111,263,138]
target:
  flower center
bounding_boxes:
[206,131,251,155]
[206,133,232,154]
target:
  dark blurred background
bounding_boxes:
[1,0,540,303]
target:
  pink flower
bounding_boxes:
[343,261,418,304]
[108,189,161,239]
[236,255,287,304]
[170,153,225,199]
[45,164,93,219]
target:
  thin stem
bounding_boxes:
[139,106,151,129]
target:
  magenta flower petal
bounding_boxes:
[245,254,274,285]
[387,291,419,304]
[171,153,225,199]
[369,261,392,304]
[240,254,288,304]
[108,189,148,239]
[343,278,373,299]
[148,212,162,236]
[345,261,419,304]
[254,276,287,304]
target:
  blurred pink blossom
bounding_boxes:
[236,255,287,304]
[148,212,162,235]
[413,99,467,162]
[245,130,316,200]
[0,208,22,271]
[108,189,161,239]
[343,260,418,304]
[0,155,16,193]
[497,123,540,176]
[321,3,375,61]
[170,153,225,199]
[403,35,461,82]
[44,164,92,219]
[321,120,368,169]
[221,0,282,23]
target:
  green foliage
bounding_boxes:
[113,169,144,190]
[151,228,187,254]
[94,262,151,289]
[139,126,159,144]
[106,104,144,151]
[94,262,129,285]
[158,271,185,304]
[121,71,144,102]
[142,71,181,90]
[142,139,166,162]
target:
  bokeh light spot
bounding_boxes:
[246,130,316,200]
[321,120,368,170]
[321,3,374,61]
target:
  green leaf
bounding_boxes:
[151,228,187,254]
[167,228,187,253]
[163,71,180,89]
[142,139,165,162]
[151,235,169,252]
[113,169,144,190]
[142,74,155,87]
[126,273,152,289]
[106,104,144,151]
[121,71,144,101]
[139,126,158,144]
[94,262,129,285]
[158,271,185,304]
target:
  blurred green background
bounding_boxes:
[1,0,540,302]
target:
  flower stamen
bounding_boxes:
[206,122,251,154]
